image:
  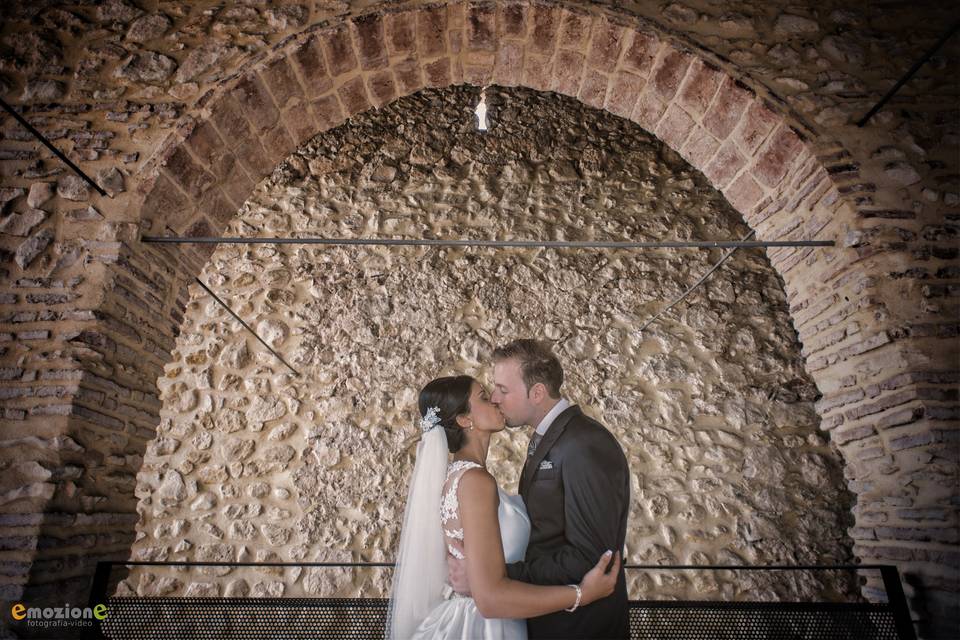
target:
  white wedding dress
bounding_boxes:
[411,460,532,639]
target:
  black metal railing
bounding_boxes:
[80,562,915,640]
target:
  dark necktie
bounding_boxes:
[526,431,543,459]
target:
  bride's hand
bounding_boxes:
[446,542,471,595]
[579,550,621,606]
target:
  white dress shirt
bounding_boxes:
[534,397,571,436]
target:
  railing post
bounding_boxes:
[880,565,917,640]
[83,561,112,640]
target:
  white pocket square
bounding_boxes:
[538,460,554,470]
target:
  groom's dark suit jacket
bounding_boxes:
[506,405,630,640]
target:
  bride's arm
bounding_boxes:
[457,468,617,619]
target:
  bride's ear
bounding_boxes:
[454,413,472,430]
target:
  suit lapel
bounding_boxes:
[520,405,580,498]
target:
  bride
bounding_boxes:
[388,375,621,639]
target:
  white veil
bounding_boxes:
[387,424,449,639]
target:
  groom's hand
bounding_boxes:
[446,541,471,595]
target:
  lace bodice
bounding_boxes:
[440,460,530,564]
[441,460,482,559]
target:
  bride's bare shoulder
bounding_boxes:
[457,467,498,502]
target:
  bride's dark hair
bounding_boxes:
[418,375,474,453]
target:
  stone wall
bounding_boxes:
[124,86,857,602]
[0,1,956,638]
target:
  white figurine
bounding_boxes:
[475,90,488,131]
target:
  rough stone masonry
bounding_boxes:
[123,86,857,605]
[0,1,956,639]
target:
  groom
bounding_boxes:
[451,339,631,639]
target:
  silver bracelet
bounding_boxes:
[564,584,582,612]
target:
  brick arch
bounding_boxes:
[137,2,822,247]
[40,0,939,632]
[134,0,859,574]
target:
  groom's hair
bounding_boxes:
[492,339,563,399]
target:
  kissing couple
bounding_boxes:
[388,339,631,639]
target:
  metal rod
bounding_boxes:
[0,96,108,197]
[638,229,755,333]
[194,277,301,377]
[857,19,960,127]
[143,236,832,249]
[624,564,893,571]
[95,560,896,571]
[99,561,397,568]
[880,565,918,640]
[88,561,113,607]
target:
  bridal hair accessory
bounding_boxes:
[419,406,442,433]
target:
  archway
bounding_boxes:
[123,0,865,599]
[121,84,858,603]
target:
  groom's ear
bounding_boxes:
[528,382,547,404]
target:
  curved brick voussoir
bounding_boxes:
[147,3,833,246]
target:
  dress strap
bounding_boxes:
[447,459,483,476]
[441,461,484,560]
[447,461,482,501]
